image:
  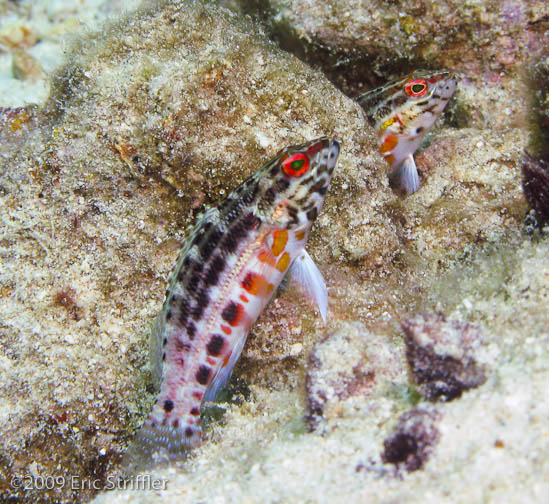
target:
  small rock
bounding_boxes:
[381,406,440,472]
[402,313,486,401]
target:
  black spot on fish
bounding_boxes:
[178,298,190,326]
[206,334,225,356]
[221,301,238,324]
[187,273,200,292]
[196,365,211,385]
[187,321,196,340]
[222,212,260,253]
[205,255,225,286]
[163,338,167,346]
[306,207,318,221]
[310,179,326,194]
[286,206,299,228]
[200,227,224,261]
[185,427,194,437]
[164,399,174,412]
[241,183,259,206]
[191,289,210,320]
[190,407,200,416]
[422,104,438,114]
[264,187,276,206]
[274,178,290,193]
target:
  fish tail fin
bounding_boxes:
[122,417,202,473]
[390,154,420,195]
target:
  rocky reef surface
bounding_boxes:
[0,0,548,502]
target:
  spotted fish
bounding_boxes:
[358,70,457,194]
[129,137,340,463]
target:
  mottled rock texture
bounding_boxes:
[0,0,547,502]
[402,313,486,401]
[521,153,549,227]
[381,406,440,472]
[0,0,373,501]
[249,0,548,89]
[305,322,405,431]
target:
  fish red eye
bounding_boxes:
[282,153,309,177]
[405,79,428,97]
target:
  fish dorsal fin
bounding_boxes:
[289,249,328,324]
[149,314,165,391]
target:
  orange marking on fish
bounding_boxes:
[380,134,398,153]
[240,294,249,303]
[385,154,396,165]
[258,249,276,267]
[242,271,271,296]
[222,352,232,368]
[206,357,216,366]
[271,229,288,256]
[295,230,306,241]
[221,325,232,335]
[276,252,291,272]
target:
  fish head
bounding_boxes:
[360,70,457,168]
[256,137,340,230]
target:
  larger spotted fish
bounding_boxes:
[129,137,340,463]
[358,70,457,194]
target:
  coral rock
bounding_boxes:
[381,406,440,472]
[402,313,486,401]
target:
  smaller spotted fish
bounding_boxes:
[127,137,340,466]
[358,70,457,194]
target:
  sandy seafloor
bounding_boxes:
[1,0,549,503]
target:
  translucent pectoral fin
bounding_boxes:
[289,249,328,324]
[391,154,420,194]
[203,334,247,403]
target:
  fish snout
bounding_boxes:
[439,74,458,100]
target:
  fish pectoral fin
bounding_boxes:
[203,334,247,403]
[391,154,420,195]
[289,249,328,324]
